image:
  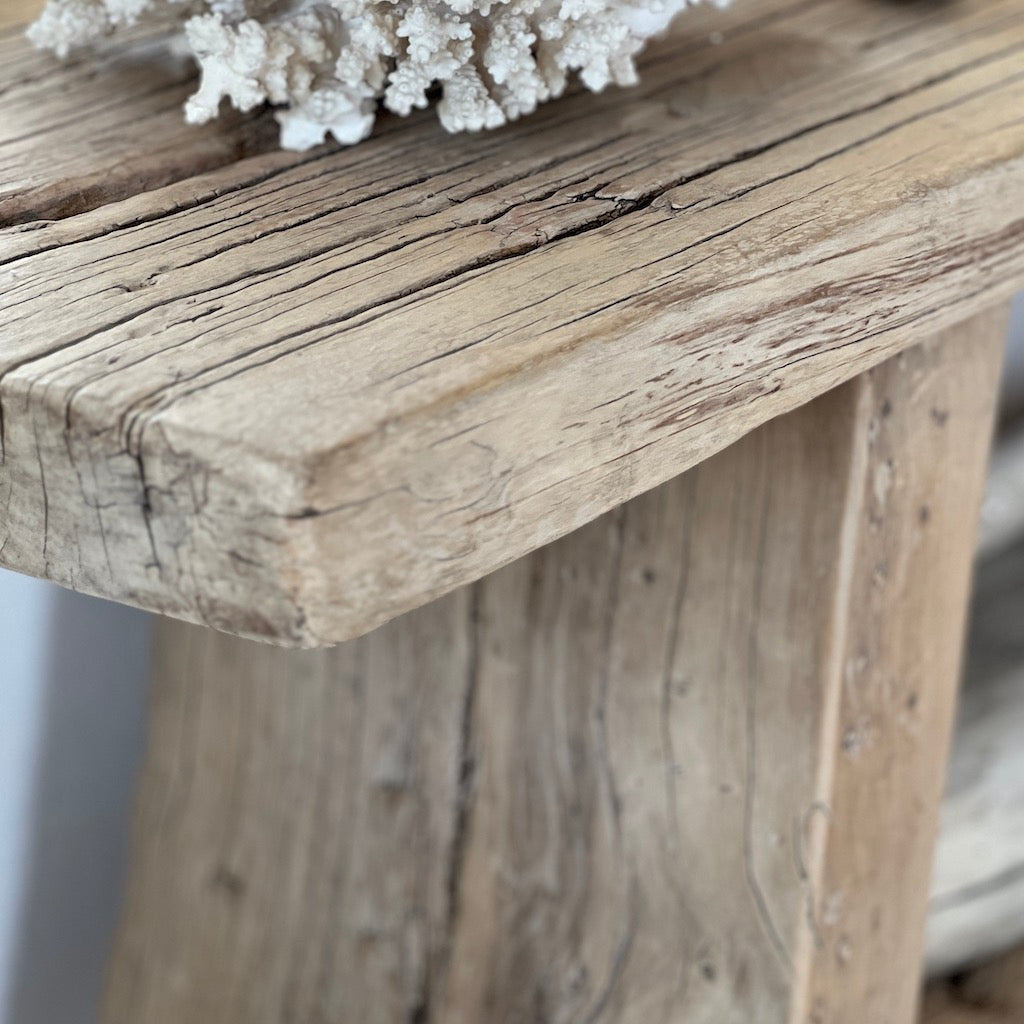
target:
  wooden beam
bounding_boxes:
[2,0,1022,643]
[796,308,1007,1024]
[0,0,41,29]
[101,312,1004,1023]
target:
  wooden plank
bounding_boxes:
[101,316,1003,1023]
[101,344,868,1024]
[0,10,284,225]
[0,0,795,250]
[797,308,1006,1024]
[2,0,1022,644]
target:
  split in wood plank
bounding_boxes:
[0,0,41,29]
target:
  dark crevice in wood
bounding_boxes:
[582,878,640,1024]
[0,78,191,153]
[436,586,481,1017]
[0,147,337,268]
[2,147,632,455]
[0,0,1020,647]
[741,461,794,976]
[594,505,627,836]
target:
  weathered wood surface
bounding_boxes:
[2,0,1022,644]
[1,0,40,27]
[798,309,1006,1024]
[0,4,280,222]
[927,536,1024,977]
[101,321,1003,1024]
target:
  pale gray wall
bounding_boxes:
[0,581,151,1024]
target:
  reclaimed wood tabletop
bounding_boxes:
[2,0,1023,644]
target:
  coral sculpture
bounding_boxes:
[30,0,721,150]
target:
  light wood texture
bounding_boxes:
[0,0,41,29]
[922,946,1024,1024]
[797,308,1007,1024]
[105,367,859,1024]
[1,0,1022,644]
[102,319,1003,1024]
[0,10,281,221]
[927,537,1024,976]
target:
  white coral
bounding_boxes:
[29,0,725,149]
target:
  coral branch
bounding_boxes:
[29,0,723,149]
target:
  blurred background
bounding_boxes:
[1,298,1023,1024]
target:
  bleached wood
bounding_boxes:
[101,318,1003,1023]
[103,362,858,1024]
[1,0,1022,643]
[978,425,1024,558]
[0,0,39,27]
[0,12,281,225]
[797,309,1006,1024]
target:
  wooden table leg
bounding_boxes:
[101,310,1007,1024]
[797,306,1009,1024]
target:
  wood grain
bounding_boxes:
[101,319,1003,1023]
[797,308,1007,1024]
[102,360,864,1024]
[2,0,1022,644]
[0,13,282,223]
[0,0,41,29]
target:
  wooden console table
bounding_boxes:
[2,0,1022,1019]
